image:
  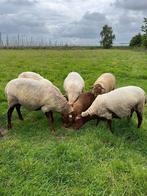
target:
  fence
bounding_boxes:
[0,32,129,48]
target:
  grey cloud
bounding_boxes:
[113,11,143,43]
[0,0,146,45]
[0,2,67,35]
[57,12,108,39]
[0,0,38,15]
[115,0,147,10]
[5,0,38,6]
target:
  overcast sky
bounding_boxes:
[0,0,147,45]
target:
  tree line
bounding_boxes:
[0,18,146,49]
[129,18,147,48]
[100,17,147,49]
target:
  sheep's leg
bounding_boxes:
[96,118,100,126]
[45,111,55,133]
[136,111,142,128]
[50,111,54,122]
[107,120,113,133]
[127,109,134,122]
[16,104,23,120]
[0,130,3,137]
[7,105,15,129]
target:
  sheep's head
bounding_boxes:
[92,84,105,97]
[61,111,75,128]
[61,113,70,128]
[62,102,73,113]
[73,114,85,129]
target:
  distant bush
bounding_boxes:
[129,17,147,49]
[129,33,142,47]
[142,34,147,48]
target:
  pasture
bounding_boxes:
[0,49,147,195]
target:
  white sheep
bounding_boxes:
[5,78,72,132]
[18,71,53,85]
[63,72,85,105]
[81,86,146,132]
[92,73,116,97]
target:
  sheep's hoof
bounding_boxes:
[0,128,8,137]
[51,129,56,134]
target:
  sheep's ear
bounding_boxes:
[69,103,74,107]
[68,105,74,113]
[64,95,68,100]
[101,86,105,90]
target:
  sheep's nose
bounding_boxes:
[62,123,70,128]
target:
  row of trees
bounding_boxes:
[130,18,147,48]
[100,17,147,49]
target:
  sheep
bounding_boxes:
[18,71,53,85]
[63,72,85,106]
[77,86,146,132]
[5,78,72,132]
[92,73,116,97]
[62,92,95,128]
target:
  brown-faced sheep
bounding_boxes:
[92,73,116,97]
[62,92,95,128]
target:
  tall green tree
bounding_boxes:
[100,25,115,49]
[141,17,147,48]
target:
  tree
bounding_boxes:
[141,17,147,35]
[141,17,147,48]
[100,25,115,49]
[142,34,147,48]
[129,33,142,47]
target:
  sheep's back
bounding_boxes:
[5,78,60,110]
[64,72,85,93]
[94,73,116,92]
[18,72,44,80]
[96,86,145,118]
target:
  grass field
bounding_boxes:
[0,49,147,195]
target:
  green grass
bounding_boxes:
[0,49,147,195]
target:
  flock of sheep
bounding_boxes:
[3,71,147,135]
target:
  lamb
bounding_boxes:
[77,86,146,132]
[92,73,116,97]
[62,92,95,128]
[18,71,53,85]
[63,72,85,105]
[5,78,72,132]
